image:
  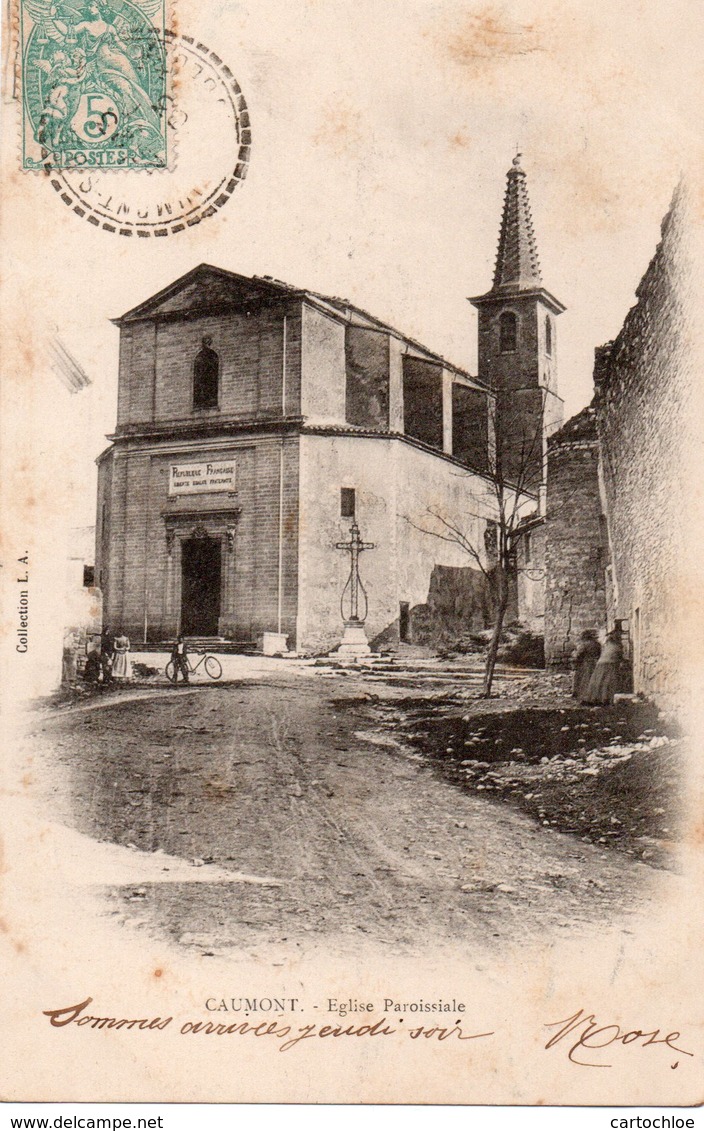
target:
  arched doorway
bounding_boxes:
[181,535,222,635]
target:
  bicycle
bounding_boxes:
[165,649,222,683]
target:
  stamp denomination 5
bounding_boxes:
[20,0,168,170]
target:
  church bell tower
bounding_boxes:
[469,155,564,498]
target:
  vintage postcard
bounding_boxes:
[1,0,703,1107]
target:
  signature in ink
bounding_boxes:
[545,1008,694,1068]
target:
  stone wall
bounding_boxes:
[413,564,493,645]
[402,356,444,450]
[452,383,489,473]
[297,432,496,653]
[345,324,390,429]
[544,407,607,664]
[300,305,346,424]
[543,184,699,705]
[595,185,696,706]
[516,519,546,635]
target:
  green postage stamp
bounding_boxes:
[20,0,167,169]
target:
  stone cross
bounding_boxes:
[335,520,375,624]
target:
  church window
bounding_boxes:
[340,487,356,519]
[193,336,220,410]
[545,315,552,355]
[499,311,517,353]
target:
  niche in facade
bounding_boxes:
[193,336,220,409]
[499,311,518,353]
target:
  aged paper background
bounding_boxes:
[1,0,703,1105]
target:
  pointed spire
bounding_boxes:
[491,153,543,292]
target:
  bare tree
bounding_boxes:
[405,391,547,697]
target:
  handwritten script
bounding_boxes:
[544,1009,694,1068]
[42,998,493,1053]
[41,999,694,1067]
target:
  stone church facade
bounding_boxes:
[96,158,564,653]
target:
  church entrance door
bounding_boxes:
[181,536,222,636]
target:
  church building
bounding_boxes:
[95,157,563,653]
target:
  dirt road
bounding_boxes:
[22,673,669,956]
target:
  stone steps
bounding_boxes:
[139,638,258,655]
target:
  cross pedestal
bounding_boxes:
[338,619,371,657]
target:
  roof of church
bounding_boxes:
[492,154,542,292]
[114,263,488,388]
[468,155,565,314]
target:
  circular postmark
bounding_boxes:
[43,32,250,235]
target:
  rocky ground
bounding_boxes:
[372,690,682,869]
[19,657,685,957]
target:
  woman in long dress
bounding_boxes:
[572,629,601,702]
[111,632,132,681]
[585,630,624,706]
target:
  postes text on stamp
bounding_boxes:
[20,0,167,170]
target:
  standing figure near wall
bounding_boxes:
[111,632,132,681]
[585,629,624,706]
[170,635,190,684]
[62,631,78,685]
[83,649,101,685]
[100,625,115,683]
[572,629,601,702]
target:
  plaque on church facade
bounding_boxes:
[168,460,237,497]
